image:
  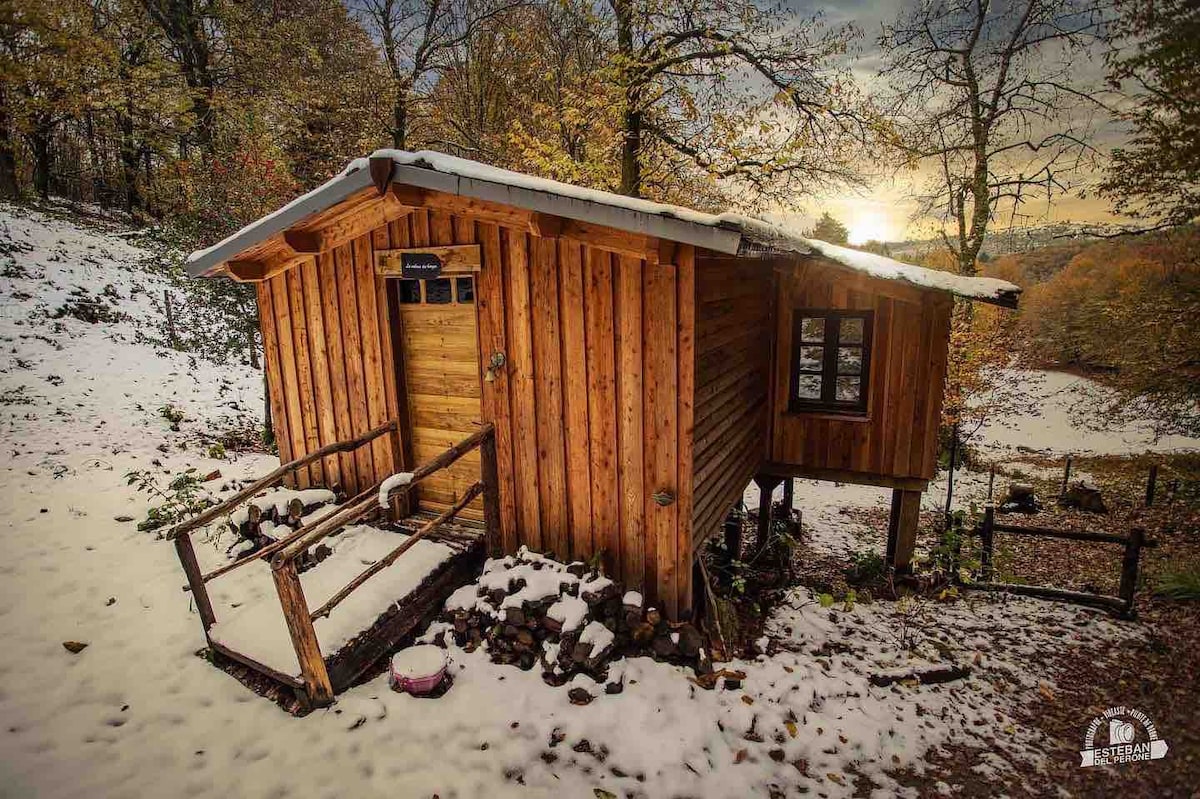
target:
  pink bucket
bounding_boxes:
[389,645,448,695]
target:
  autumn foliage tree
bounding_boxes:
[1100,0,1200,227]
[1002,226,1200,437]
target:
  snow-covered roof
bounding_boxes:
[186,149,1021,307]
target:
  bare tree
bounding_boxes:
[609,0,870,202]
[355,0,526,150]
[879,0,1108,276]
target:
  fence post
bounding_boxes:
[174,531,216,632]
[987,466,995,503]
[1061,455,1073,496]
[1119,527,1146,617]
[479,430,502,557]
[1145,464,1159,508]
[981,505,996,581]
[271,558,334,707]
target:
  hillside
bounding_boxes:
[0,203,1173,798]
[976,225,1200,440]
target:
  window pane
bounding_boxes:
[797,346,823,371]
[800,317,824,342]
[796,374,822,400]
[840,317,865,344]
[425,278,452,304]
[836,376,861,402]
[456,277,474,304]
[398,279,421,304]
[837,347,862,375]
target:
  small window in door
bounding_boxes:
[424,278,453,304]
[455,277,474,304]
[398,279,422,304]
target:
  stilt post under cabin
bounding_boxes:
[722,510,742,565]
[753,475,783,560]
[886,488,923,573]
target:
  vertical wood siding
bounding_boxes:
[769,261,952,480]
[257,235,399,496]
[689,253,774,549]
[258,211,697,615]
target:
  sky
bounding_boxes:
[776,0,1135,244]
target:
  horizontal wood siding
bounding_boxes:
[690,253,774,549]
[770,260,952,481]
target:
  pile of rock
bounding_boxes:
[431,547,711,703]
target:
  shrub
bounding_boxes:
[1155,569,1200,600]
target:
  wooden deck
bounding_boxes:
[208,517,485,716]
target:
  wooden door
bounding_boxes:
[392,275,484,520]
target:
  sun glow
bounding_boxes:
[846,208,893,245]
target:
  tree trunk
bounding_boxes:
[247,323,260,369]
[119,102,144,224]
[614,0,641,197]
[392,88,408,149]
[29,126,52,199]
[0,86,19,200]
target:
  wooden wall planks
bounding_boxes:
[690,254,774,551]
[769,260,952,482]
[259,209,699,614]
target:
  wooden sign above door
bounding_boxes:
[375,245,481,277]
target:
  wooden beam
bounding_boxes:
[375,245,482,276]
[390,184,536,230]
[761,462,929,492]
[284,197,413,257]
[369,155,394,194]
[226,253,308,283]
[528,212,563,238]
[560,218,658,262]
[282,229,321,254]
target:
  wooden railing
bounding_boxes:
[172,421,499,709]
[963,505,1153,618]
[169,420,399,541]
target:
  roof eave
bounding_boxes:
[185,165,376,278]
[388,162,743,255]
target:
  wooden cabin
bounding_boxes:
[187,150,1020,619]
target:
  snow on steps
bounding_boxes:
[208,524,454,678]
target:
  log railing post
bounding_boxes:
[271,558,333,707]
[980,505,996,581]
[1119,527,1145,617]
[1060,455,1073,496]
[1145,464,1158,508]
[480,430,502,557]
[175,531,216,632]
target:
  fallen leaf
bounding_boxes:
[785,721,798,738]
[62,641,88,654]
[740,695,754,705]
[734,749,748,764]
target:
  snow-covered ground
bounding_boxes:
[0,205,1146,798]
[975,368,1200,456]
